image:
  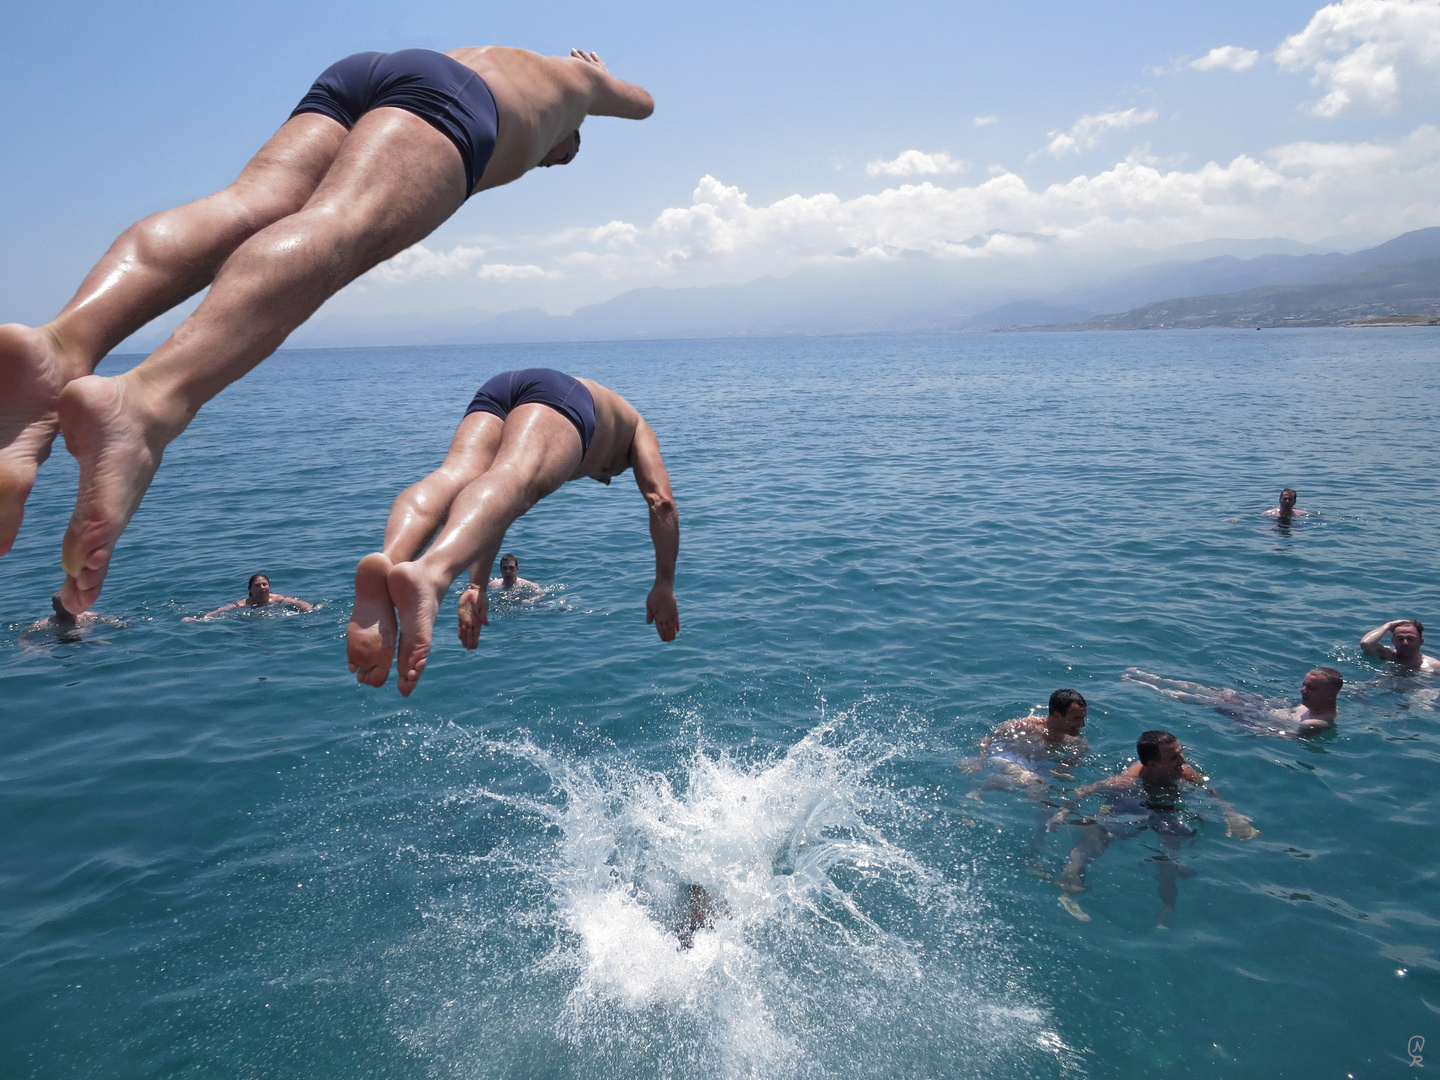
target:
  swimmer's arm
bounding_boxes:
[570,51,655,120]
[1361,620,1403,659]
[1190,770,1260,839]
[186,599,245,621]
[959,734,993,773]
[632,418,679,641]
[1079,769,1141,798]
[1047,768,1138,828]
[273,595,315,612]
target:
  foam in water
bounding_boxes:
[394,718,1078,1079]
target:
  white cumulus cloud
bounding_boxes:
[519,126,1440,285]
[1191,45,1261,71]
[1275,0,1440,115]
[1038,108,1160,158]
[974,115,1000,126]
[866,150,967,177]
[475,263,560,282]
[366,243,487,283]
[352,126,1440,306]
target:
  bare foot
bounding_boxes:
[1059,895,1091,922]
[348,552,397,686]
[388,560,447,696]
[457,584,489,649]
[0,323,84,555]
[58,373,172,612]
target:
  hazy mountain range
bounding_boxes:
[116,228,1439,352]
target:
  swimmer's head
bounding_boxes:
[1136,729,1184,774]
[1392,620,1425,653]
[1047,688,1088,734]
[539,129,581,168]
[500,553,519,586]
[1301,667,1343,713]
[51,590,77,626]
[247,573,271,604]
[1279,488,1298,510]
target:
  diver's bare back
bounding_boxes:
[447,47,653,191]
[575,380,641,482]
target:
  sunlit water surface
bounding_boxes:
[2,330,1438,1079]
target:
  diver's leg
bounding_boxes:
[0,114,345,555]
[348,412,504,686]
[386,404,582,695]
[58,107,467,611]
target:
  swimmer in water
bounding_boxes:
[1051,729,1257,926]
[1123,666,1340,737]
[186,573,316,620]
[962,689,1090,869]
[1360,619,1440,674]
[488,552,542,599]
[20,590,126,643]
[961,688,1089,794]
[1262,488,1315,521]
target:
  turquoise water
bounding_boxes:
[2,330,1438,1078]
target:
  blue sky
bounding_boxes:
[4,0,1439,328]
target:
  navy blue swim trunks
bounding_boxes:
[291,50,499,196]
[464,369,597,455]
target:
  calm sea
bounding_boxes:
[2,330,1438,1079]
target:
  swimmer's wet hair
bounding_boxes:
[1049,688,1087,714]
[248,573,269,590]
[1136,729,1179,763]
[1395,619,1424,636]
[1281,488,1298,499]
[1308,667,1344,693]
[500,553,518,566]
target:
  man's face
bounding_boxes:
[1152,740,1186,777]
[1392,624,1423,655]
[539,130,580,167]
[1052,703,1087,736]
[1300,671,1335,708]
[500,559,518,584]
[249,578,271,604]
[1280,491,1297,510]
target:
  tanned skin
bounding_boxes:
[346,378,678,696]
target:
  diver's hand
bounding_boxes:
[457,584,489,650]
[570,48,609,73]
[646,583,678,641]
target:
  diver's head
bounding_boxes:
[539,128,581,167]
